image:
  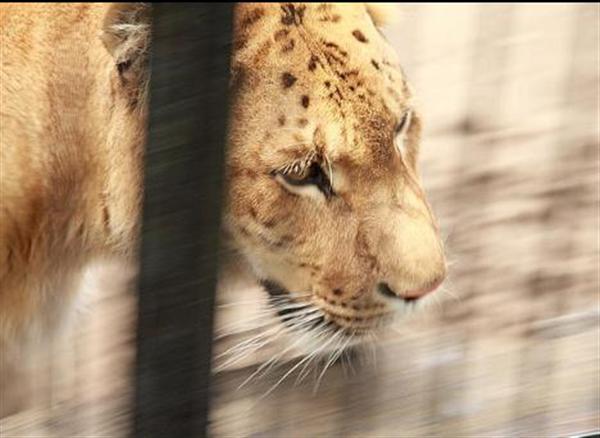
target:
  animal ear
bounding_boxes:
[101,3,151,93]
[365,3,400,28]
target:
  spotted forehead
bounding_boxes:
[232,3,410,160]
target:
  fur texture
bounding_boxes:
[0,3,446,359]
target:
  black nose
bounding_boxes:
[377,283,419,302]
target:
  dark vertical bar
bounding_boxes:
[134,4,233,438]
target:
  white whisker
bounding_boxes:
[313,332,352,393]
[236,318,324,390]
[259,326,342,400]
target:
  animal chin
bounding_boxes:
[259,280,384,361]
[259,280,373,337]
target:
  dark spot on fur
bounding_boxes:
[281,4,305,26]
[352,30,368,43]
[308,55,319,72]
[297,118,308,127]
[274,28,289,41]
[323,41,348,57]
[324,80,331,88]
[102,204,110,231]
[278,115,286,126]
[319,13,342,23]
[282,72,297,88]
[333,288,343,296]
[234,37,248,51]
[281,38,295,53]
[249,207,258,218]
[241,7,265,29]
[371,59,380,70]
[263,218,276,228]
[301,95,310,108]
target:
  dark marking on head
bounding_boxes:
[281,39,295,53]
[352,30,368,43]
[371,59,380,70]
[301,95,310,108]
[323,41,348,57]
[281,4,306,26]
[263,217,276,228]
[324,80,331,88]
[234,37,248,51]
[241,7,265,29]
[297,118,308,127]
[308,55,319,72]
[278,115,286,126]
[327,85,344,108]
[333,288,343,296]
[274,28,289,41]
[319,13,342,23]
[282,72,297,88]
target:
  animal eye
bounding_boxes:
[394,110,412,138]
[278,162,333,198]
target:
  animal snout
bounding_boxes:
[377,275,445,302]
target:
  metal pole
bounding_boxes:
[134,4,233,437]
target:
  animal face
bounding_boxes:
[224,4,447,342]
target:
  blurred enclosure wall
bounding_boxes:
[1,3,599,437]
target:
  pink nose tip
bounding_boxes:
[403,277,444,299]
[378,277,444,302]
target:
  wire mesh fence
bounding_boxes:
[1,3,598,437]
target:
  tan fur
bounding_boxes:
[226,3,446,331]
[0,3,446,356]
[0,4,146,354]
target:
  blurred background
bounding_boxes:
[1,3,598,437]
